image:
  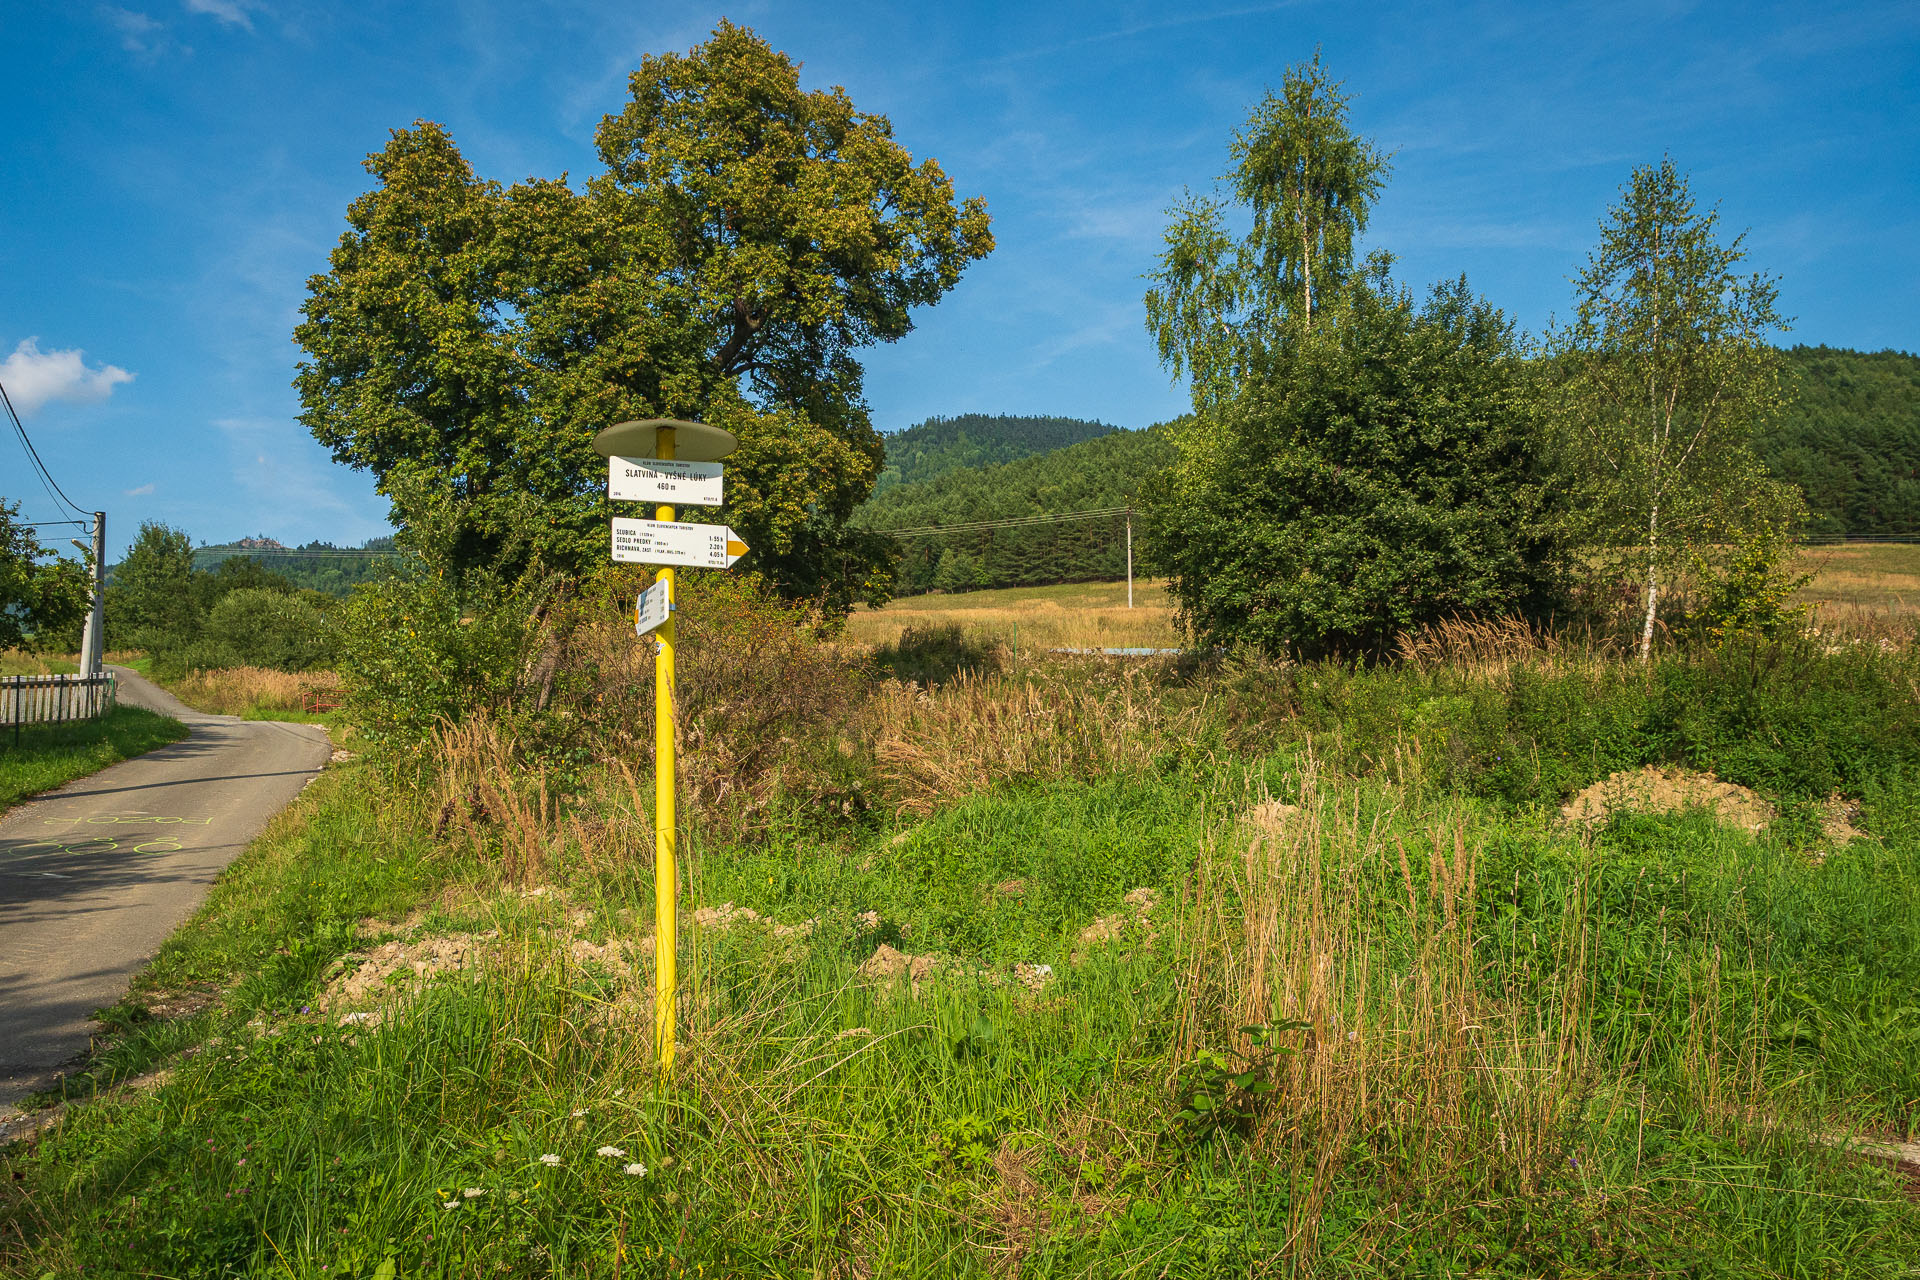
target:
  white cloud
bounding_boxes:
[1,339,135,414]
[124,483,156,496]
[104,7,187,58]
[182,0,259,29]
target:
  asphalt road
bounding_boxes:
[0,667,331,1114]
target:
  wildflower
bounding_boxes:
[570,1108,588,1118]
[539,1153,562,1166]
[596,1146,626,1158]
[443,1200,459,1210]
[462,1188,485,1198]
[623,1163,647,1177]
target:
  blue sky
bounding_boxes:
[4,0,1916,558]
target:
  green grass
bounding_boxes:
[5,644,1920,1277]
[0,653,77,677]
[0,706,189,813]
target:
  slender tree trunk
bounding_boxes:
[1639,501,1660,662]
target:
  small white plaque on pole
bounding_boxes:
[609,456,724,507]
[635,579,672,636]
[612,517,749,569]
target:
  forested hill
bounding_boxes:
[191,537,400,596]
[858,426,1172,594]
[876,413,1117,493]
[1760,346,1919,536]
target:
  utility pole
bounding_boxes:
[1126,507,1134,609]
[74,512,105,677]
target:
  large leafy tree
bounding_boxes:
[295,21,992,614]
[1145,53,1390,409]
[104,521,199,653]
[0,500,89,652]
[1146,273,1564,659]
[1549,158,1800,659]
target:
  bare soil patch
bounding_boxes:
[1561,767,1774,832]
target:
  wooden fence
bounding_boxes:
[2,672,119,743]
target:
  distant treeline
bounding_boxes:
[875,413,1117,494]
[190,537,401,596]
[1761,346,1920,536]
[857,428,1173,594]
[856,346,1916,595]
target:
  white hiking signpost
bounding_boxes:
[592,417,744,1076]
[634,578,671,637]
[609,457,725,507]
[611,517,750,569]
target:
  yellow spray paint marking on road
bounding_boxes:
[4,815,214,858]
[37,815,214,827]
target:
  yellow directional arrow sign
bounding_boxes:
[611,517,750,569]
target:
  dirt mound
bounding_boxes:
[690,901,816,939]
[1821,795,1868,845]
[1241,800,1301,834]
[857,944,943,995]
[1073,888,1160,963]
[566,937,639,975]
[1560,767,1773,832]
[320,933,497,1025]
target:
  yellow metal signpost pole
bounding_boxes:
[652,423,678,1073]
[598,414,740,1078]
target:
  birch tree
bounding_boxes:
[1550,159,1799,659]
[1145,53,1390,409]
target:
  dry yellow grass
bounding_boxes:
[843,544,1917,652]
[870,662,1197,816]
[1793,541,1920,619]
[844,578,1181,651]
[0,650,74,677]
[166,667,336,716]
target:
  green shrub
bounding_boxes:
[1684,520,1813,645]
[1146,274,1567,659]
[170,588,334,672]
[332,569,542,752]
[871,622,1003,685]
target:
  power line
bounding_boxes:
[876,506,1131,539]
[193,547,404,560]
[0,378,91,519]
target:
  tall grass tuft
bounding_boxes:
[1175,776,1599,1267]
[872,661,1200,816]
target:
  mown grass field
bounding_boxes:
[1795,542,1920,620]
[846,542,1920,650]
[844,579,1180,651]
[4,612,1919,1277]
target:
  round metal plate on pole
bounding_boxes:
[593,418,737,462]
